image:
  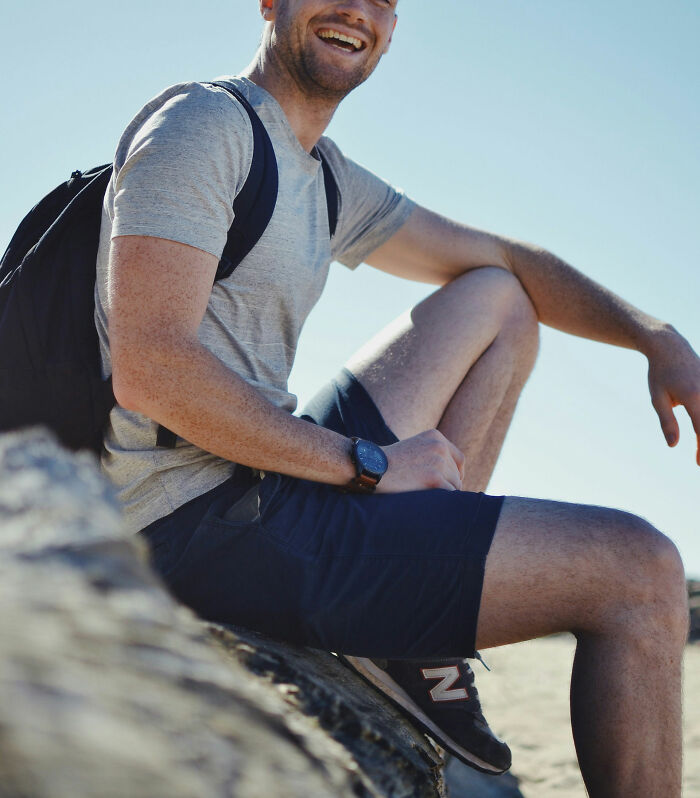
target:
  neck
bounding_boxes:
[241,49,341,153]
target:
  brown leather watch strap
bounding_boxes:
[345,471,379,494]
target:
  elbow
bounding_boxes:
[109,324,201,415]
[110,340,157,415]
[110,331,194,416]
[111,361,145,414]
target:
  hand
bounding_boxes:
[646,326,700,465]
[377,429,465,492]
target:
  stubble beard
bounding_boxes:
[271,14,380,103]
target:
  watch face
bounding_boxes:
[355,439,388,478]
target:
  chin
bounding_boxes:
[302,57,376,97]
[315,73,370,96]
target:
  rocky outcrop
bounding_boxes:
[4,427,696,797]
[209,624,444,795]
[0,429,520,797]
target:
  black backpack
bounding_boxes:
[0,82,338,455]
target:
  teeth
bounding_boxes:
[318,29,362,50]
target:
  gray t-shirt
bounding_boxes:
[95,76,415,533]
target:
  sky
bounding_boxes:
[2,1,699,576]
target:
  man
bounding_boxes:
[96,0,697,793]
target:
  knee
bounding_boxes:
[638,528,688,641]
[482,267,540,368]
[501,273,540,360]
[452,266,540,355]
[596,512,689,643]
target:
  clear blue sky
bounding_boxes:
[3,1,698,576]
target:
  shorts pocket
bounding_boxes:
[255,476,327,559]
[150,479,269,583]
[222,481,263,524]
[139,520,198,582]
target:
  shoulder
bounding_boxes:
[142,81,253,139]
[109,80,261,235]
[117,81,254,157]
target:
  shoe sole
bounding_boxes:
[339,655,508,775]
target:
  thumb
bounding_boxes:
[650,390,679,447]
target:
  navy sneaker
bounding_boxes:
[338,655,511,775]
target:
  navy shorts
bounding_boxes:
[138,368,504,659]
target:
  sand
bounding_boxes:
[473,636,700,797]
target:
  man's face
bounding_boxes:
[263,0,398,100]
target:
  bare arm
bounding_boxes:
[367,205,700,462]
[108,235,465,491]
[109,235,357,484]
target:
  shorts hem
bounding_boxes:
[454,494,505,658]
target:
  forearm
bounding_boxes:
[503,238,672,356]
[501,237,700,462]
[370,207,673,355]
[113,338,355,485]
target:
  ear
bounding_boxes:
[259,0,275,21]
[383,15,398,54]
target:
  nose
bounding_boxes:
[334,0,367,24]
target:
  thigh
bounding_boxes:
[344,266,526,439]
[474,496,672,650]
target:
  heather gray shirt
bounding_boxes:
[95,76,415,532]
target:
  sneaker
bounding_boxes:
[338,655,511,775]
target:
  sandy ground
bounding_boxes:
[473,636,700,797]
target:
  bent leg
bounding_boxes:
[477,497,688,798]
[345,266,539,490]
[340,267,688,794]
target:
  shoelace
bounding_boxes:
[474,651,491,672]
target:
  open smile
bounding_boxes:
[316,27,367,53]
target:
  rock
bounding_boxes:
[0,429,448,797]
[210,624,444,797]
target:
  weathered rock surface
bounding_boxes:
[209,624,445,796]
[5,428,696,797]
[0,429,481,797]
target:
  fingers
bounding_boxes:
[447,438,466,481]
[383,429,466,492]
[426,429,463,490]
[650,390,679,447]
[379,428,470,492]
[443,458,463,491]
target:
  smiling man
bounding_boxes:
[98,1,698,793]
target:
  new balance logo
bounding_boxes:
[420,665,469,702]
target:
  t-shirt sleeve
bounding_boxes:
[319,137,416,270]
[111,83,253,260]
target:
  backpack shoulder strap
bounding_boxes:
[319,152,339,239]
[208,81,279,282]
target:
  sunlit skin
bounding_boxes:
[108,3,698,794]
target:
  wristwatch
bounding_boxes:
[345,436,389,493]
